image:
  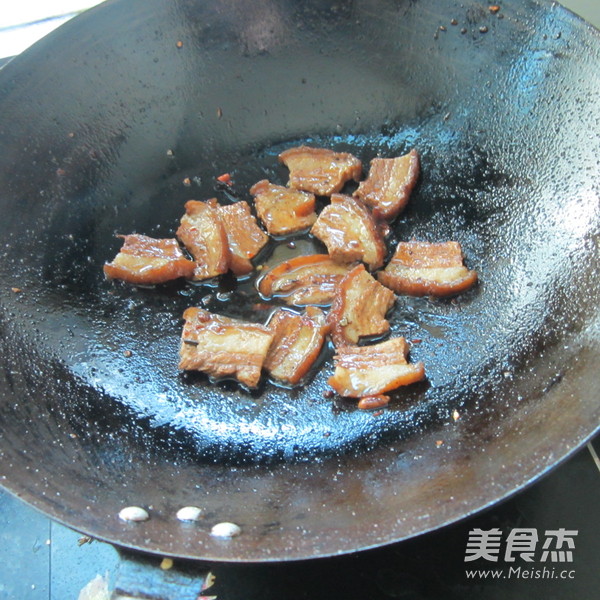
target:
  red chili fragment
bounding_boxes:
[216,173,232,184]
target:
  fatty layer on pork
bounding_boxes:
[179,307,273,388]
[103,234,196,285]
[378,240,477,297]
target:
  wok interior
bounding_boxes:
[0,0,598,560]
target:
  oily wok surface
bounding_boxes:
[0,0,598,561]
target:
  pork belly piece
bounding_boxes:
[278,146,362,196]
[264,307,329,385]
[378,241,478,297]
[328,337,425,398]
[258,254,354,306]
[176,199,230,280]
[310,194,386,270]
[216,201,268,276]
[328,264,396,347]
[250,179,317,236]
[354,149,420,221]
[103,234,196,285]
[179,307,273,388]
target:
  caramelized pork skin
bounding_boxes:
[250,179,317,236]
[378,240,478,297]
[278,146,362,196]
[258,254,354,306]
[265,307,329,385]
[179,307,274,388]
[328,264,396,348]
[103,234,196,285]
[354,149,420,221]
[310,194,386,270]
[328,337,425,398]
[216,201,268,276]
[176,199,230,280]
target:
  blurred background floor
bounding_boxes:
[0,1,598,60]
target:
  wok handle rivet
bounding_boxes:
[118,506,150,522]
[210,522,241,538]
[176,506,203,522]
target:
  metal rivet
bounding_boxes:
[210,522,241,538]
[176,506,203,522]
[118,506,149,522]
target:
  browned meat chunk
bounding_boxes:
[258,254,354,306]
[103,234,196,285]
[176,199,230,280]
[328,264,396,347]
[250,179,317,236]
[216,201,268,276]
[311,194,386,270]
[378,241,478,297]
[278,146,362,196]
[354,149,420,220]
[264,307,329,385]
[179,307,273,388]
[328,337,425,398]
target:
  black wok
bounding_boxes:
[0,0,598,578]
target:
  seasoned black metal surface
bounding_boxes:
[0,0,598,561]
